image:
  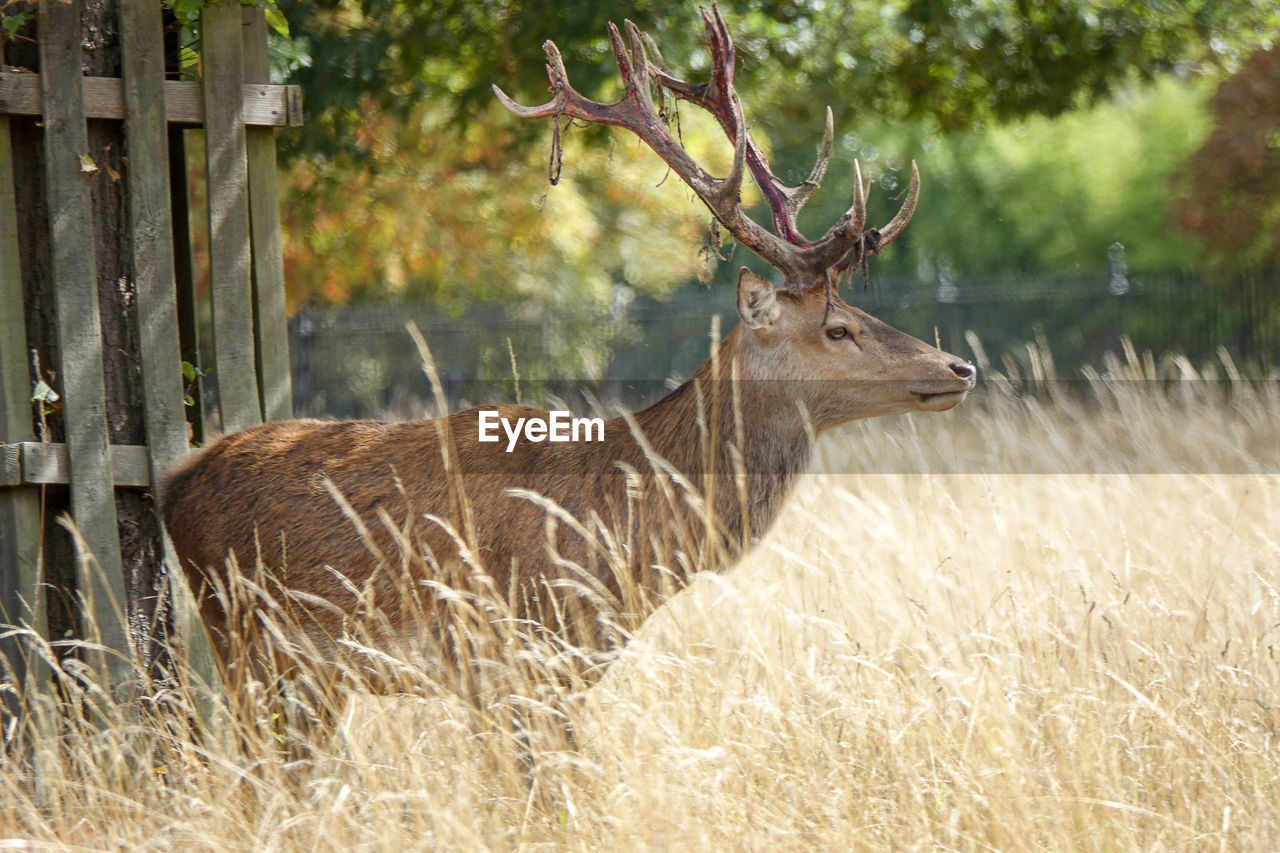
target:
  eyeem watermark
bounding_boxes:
[478,410,605,452]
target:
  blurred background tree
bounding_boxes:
[1174,45,1280,360]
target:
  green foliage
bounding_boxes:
[164,0,290,70]
[1,10,32,39]
[274,0,1276,167]
[180,360,205,407]
[868,0,1246,129]
[881,76,1213,281]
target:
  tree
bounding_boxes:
[878,76,1213,281]
[278,0,1277,162]
[1173,45,1280,356]
[1176,46,1280,275]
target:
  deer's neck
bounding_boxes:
[629,329,811,552]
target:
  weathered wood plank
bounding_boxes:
[0,72,302,127]
[118,0,219,698]
[0,442,199,488]
[119,2,190,504]
[0,79,46,713]
[202,2,261,433]
[1,444,21,486]
[0,102,36,453]
[242,6,293,423]
[37,0,131,688]
[16,442,150,488]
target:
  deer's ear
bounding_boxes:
[736,268,780,329]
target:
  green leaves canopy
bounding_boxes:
[278,0,1275,162]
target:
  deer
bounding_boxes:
[161,5,975,726]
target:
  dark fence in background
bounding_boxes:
[290,272,1278,419]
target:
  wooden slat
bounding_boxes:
[242,6,293,423]
[119,4,191,505]
[202,3,261,433]
[37,0,131,688]
[9,442,150,487]
[0,60,46,713]
[0,72,302,127]
[1,445,21,486]
[118,1,219,695]
[1,442,200,488]
[1,442,194,487]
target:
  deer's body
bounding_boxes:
[162,7,977,713]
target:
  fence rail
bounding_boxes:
[0,71,302,127]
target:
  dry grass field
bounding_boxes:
[2,344,1278,851]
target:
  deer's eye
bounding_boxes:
[826,326,849,341]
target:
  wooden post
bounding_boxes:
[37,0,132,691]
[0,53,45,722]
[243,6,294,422]
[202,3,262,433]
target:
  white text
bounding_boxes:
[477,410,605,452]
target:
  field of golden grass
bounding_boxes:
[2,345,1278,851]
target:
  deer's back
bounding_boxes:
[162,411,638,639]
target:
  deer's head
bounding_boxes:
[495,4,976,428]
[734,269,974,427]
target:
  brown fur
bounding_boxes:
[162,274,975,687]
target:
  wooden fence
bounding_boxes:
[0,2,297,711]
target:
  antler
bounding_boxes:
[492,4,919,292]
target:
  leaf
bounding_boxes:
[264,7,290,38]
[31,379,60,404]
[2,12,32,36]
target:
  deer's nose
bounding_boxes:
[950,362,976,382]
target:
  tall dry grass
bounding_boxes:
[1,342,1277,851]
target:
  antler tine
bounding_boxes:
[638,30,669,71]
[828,159,920,274]
[704,4,736,111]
[851,158,867,234]
[874,160,920,249]
[491,28,652,128]
[715,95,750,214]
[614,21,656,114]
[491,40,572,120]
[779,106,834,222]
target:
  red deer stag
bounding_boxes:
[162,6,975,698]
